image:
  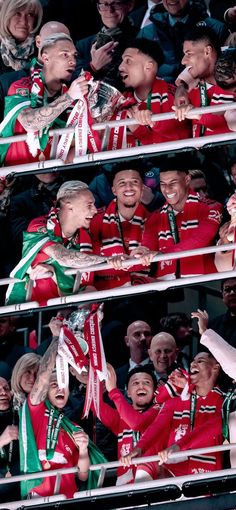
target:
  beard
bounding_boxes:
[123,201,137,208]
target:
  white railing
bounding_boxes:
[0,102,235,145]
[0,242,235,312]
[0,443,236,509]
[1,268,235,315]
[1,103,236,177]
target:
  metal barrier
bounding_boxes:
[0,243,235,309]
[1,102,236,177]
[0,444,236,509]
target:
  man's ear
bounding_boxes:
[111,185,117,197]
[124,335,130,348]
[41,51,49,65]
[185,173,191,187]
[127,0,135,13]
[35,35,41,49]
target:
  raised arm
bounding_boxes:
[44,243,106,268]
[18,76,89,132]
[30,317,62,405]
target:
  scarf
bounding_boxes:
[1,34,35,71]
[155,192,217,278]
[92,199,149,288]
[0,66,100,164]
[6,207,93,305]
[19,400,107,498]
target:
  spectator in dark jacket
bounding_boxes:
[137,0,229,83]
[74,0,138,90]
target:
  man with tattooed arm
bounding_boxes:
[6,181,106,306]
[1,32,89,166]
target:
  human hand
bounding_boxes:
[120,447,142,467]
[107,253,130,270]
[158,444,180,465]
[226,6,236,22]
[73,430,89,453]
[130,247,156,266]
[0,425,18,448]
[48,317,63,337]
[105,363,117,392]
[218,221,231,245]
[191,309,209,335]
[90,40,118,71]
[168,368,188,389]
[30,263,54,280]
[224,109,236,131]
[141,184,155,205]
[173,102,200,121]
[227,193,236,217]
[68,76,89,101]
[129,108,154,128]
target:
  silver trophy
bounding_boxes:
[87,77,129,123]
[64,305,91,355]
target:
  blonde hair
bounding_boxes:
[0,0,43,38]
[11,352,41,397]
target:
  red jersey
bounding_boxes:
[142,191,222,278]
[28,399,79,498]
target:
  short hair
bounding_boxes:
[125,38,164,67]
[108,161,144,185]
[159,154,190,174]
[214,48,236,89]
[0,0,43,38]
[126,365,157,388]
[159,313,192,336]
[221,276,236,291]
[184,24,221,56]
[40,32,73,54]
[57,180,89,203]
[189,169,206,180]
[11,353,41,397]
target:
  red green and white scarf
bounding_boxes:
[19,399,107,499]
[6,207,93,305]
[0,66,101,164]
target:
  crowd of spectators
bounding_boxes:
[0,0,236,504]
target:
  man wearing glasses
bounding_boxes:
[75,0,138,90]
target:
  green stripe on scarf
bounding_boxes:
[6,231,50,305]
[19,400,107,499]
[45,400,108,490]
[19,401,43,499]
[0,94,30,164]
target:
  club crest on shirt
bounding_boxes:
[174,424,188,442]
[16,88,29,97]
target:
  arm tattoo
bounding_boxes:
[30,336,58,405]
[18,92,73,132]
[44,244,106,268]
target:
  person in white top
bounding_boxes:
[191,308,236,467]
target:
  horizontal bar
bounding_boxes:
[76,466,236,499]
[73,132,236,165]
[47,269,236,308]
[0,495,66,510]
[89,443,236,471]
[0,466,78,485]
[1,103,235,145]
[0,242,235,291]
[0,277,23,286]
[1,131,236,180]
[92,102,236,131]
[0,443,235,486]
[65,242,236,276]
[0,301,40,314]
